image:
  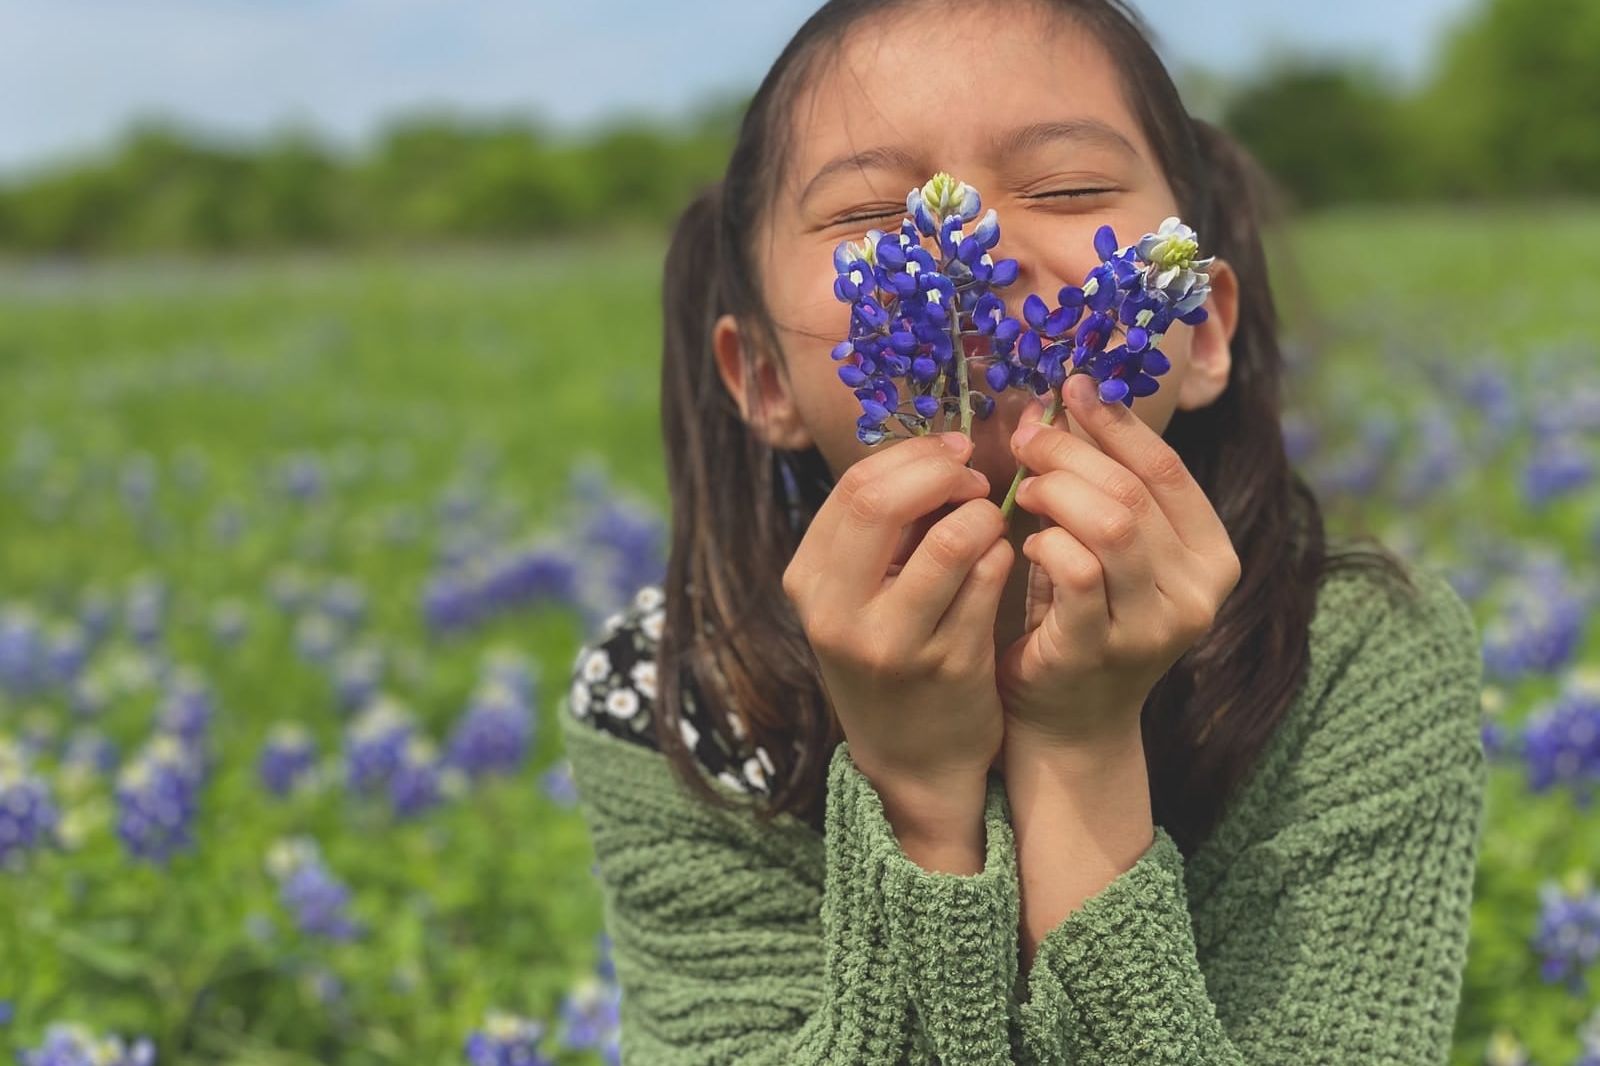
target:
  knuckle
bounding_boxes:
[979,538,1015,579]
[1096,507,1138,550]
[1145,446,1190,489]
[805,618,847,658]
[781,563,803,603]
[835,461,872,501]
[1043,530,1101,590]
[921,521,971,569]
[844,478,892,525]
[1067,554,1103,591]
[1104,471,1148,513]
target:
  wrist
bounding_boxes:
[1002,709,1144,772]
[865,765,990,874]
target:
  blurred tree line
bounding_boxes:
[0,0,1591,256]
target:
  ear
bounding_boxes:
[712,312,815,450]
[1174,256,1240,412]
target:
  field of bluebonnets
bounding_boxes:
[0,206,1597,1065]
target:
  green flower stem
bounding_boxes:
[999,386,1064,524]
[946,289,974,438]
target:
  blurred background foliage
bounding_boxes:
[0,0,1593,258]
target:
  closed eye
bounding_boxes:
[1031,188,1117,201]
[834,206,904,225]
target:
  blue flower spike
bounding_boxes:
[831,171,1023,445]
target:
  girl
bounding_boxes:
[562,0,1487,1062]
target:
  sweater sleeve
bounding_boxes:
[1011,567,1489,1066]
[557,702,1024,1065]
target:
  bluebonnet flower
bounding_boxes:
[1479,687,1514,762]
[77,590,115,645]
[482,647,536,704]
[1396,406,1465,501]
[1577,1005,1600,1066]
[17,1023,156,1066]
[595,930,616,983]
[0,738,58,869]
[124,576,165,647]
[557,976,621,1058]
[1004,217,1210,409]
[1531,869,1600,994]
[210,502,244,546]
[465,1011,554,1066]
[259,724,317,797]
[294,612,342,665]
[119,454,157,512]
[389,737,461,819]
[424,571,481,636]
[1280,410,1319,466]
[581,497,668,614]
[155,671,214,747]
[540,761,578,808]
[61,728,119,778]
[320,577,367,628]
[45,623,89,686]
[0,605,43,698]
[279,452,325,502]
[991,216,1212,519]
[1482,561,1590,682]
[68,674,109,719]
[831,172,1023,444]
[1522,433,1594,507]
[115,734,202,864]
[1521,671,1600,805]
[333,646,385,712]
[344,697,416,794]
[209,600,249,648]
[267,837,361,942]
[447,680,533,779]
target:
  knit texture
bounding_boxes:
[559,559,1487,1064]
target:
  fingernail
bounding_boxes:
[1012,420,1042,449]
[968,468,990,490]
[1068,374,1094,404]
[937,431,971,451]
[1019,475,1037,494]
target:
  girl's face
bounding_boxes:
[715,2,1239,496]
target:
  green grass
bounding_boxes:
[0,205,1597,1063]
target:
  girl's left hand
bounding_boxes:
[997,371,1242,750]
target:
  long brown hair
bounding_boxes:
[650,0,1413,854]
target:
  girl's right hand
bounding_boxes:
[781,431,1014,837]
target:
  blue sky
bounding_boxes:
[0,0,1476,174]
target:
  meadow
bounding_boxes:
[1,206,1598,1064]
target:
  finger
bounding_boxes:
[1021,524,1109,633]
[1058,371,1231,557]
[789,432,972,600]
[1011,407,1186,560]
[821,438,991,610]
[884,497,1007,639]
[936,534,1014,643]
[1013,466,1162,626]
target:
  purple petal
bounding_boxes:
[1022,293,1048,329]
[1094,225,1119,262]
[1098,377,1130,404]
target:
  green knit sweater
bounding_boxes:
[559,560,1488,1064]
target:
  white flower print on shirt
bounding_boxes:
[604,687,641,720]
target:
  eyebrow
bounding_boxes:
[798,117,1139,211]
[987,118,1140,162]
[798,143,925,211]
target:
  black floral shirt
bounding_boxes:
[566,583,777,798]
